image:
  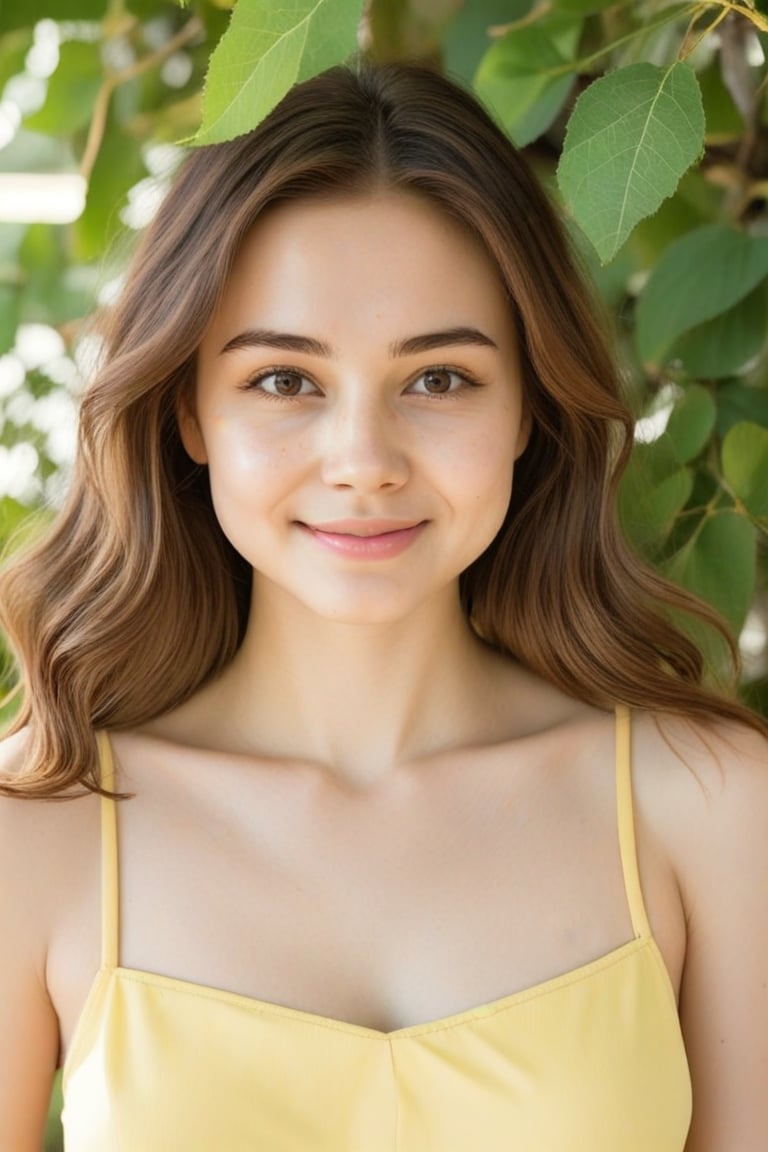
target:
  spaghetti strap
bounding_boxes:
[96,730,119,970]
[614,705,652,941]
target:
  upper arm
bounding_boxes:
[0,732,60,1152]
[668,724,768,1152]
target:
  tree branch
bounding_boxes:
[79,16,204,183]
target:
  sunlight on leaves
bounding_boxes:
[195,0,363,145]
[558,62,704,262]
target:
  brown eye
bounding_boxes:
[245,370,319,399]
[271,371,305,396]
[408,368,470,397]
[422,370,453,393]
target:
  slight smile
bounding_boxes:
[296,520,429,558]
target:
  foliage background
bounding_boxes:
[0,1,766,1146]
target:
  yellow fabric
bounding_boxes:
[61,708,692,1151]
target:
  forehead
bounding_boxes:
[204,191,513,347]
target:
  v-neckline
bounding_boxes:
[89,935,654,1042]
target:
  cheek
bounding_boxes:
[438,413,519,499]
[203,418,275,529]
[205,414,301,492]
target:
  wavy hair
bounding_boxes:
[1,61,765,797]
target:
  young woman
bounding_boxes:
[0,62,765,1152]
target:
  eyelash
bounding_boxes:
[239,365,487,404]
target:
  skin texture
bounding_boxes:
[191,194,529,591]
[0,192,766,1151]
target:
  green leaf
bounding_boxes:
[716,382,768,437]
[635,225,768,365]
[24,41,103,136]
[557,62,705,263]
[629,428,684,484]
[443,0,522,86]
[620,458,692,553]
[722,421,768,518]
[195,0,364,146]
[664,384,716,462]
[666,509,756,634]
[474,19,579,147]
[670,283,768,380]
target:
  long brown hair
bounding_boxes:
[1,61,764,798]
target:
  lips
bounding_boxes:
[300,519,426,537]
[296,519,428,559]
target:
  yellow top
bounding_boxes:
[61,707,692,1151]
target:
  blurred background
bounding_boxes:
[0,2,765,1147]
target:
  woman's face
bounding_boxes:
[183,191,530,625]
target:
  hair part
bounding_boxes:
[1,60,765,798]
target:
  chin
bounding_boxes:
[308,601,416,626]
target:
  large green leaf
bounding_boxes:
[195,0,364,146]
[666,509,756,634]
[557,62,705,262]
[722,422,768,519]
[474,18,580,147]
[664,383,716,462]
[635,225,768,365]
[24,41,103,136]
[670,283,768,380]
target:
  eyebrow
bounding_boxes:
[218,325,498,358]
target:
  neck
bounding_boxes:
[195,582,515,787]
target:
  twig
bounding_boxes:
[80,16,203,183]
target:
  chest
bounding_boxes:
[147,772,619,975]
[51,744,678,1057]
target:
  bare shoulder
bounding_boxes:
[629,713,768,1149]
[0,726,100,948]
[629,708,767,833]
[629,707,768,795]
[628,710,767,888]
[0,727,88,1149]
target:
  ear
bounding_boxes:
[176,388,208,465]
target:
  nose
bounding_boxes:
[320,392,409,492]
